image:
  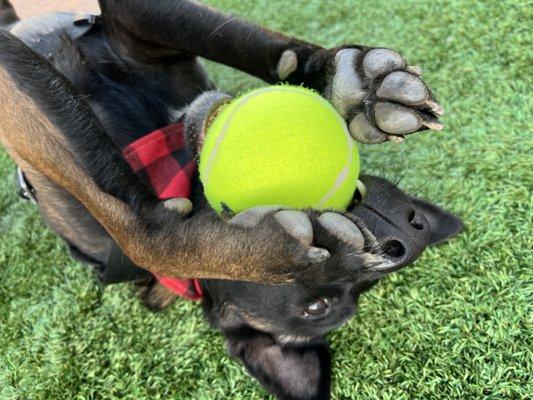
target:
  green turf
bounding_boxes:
[0,0,531,399]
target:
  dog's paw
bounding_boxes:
[228,204,390,284]
[326,47,444,143]
[229,207,332,267]
[135,277,177,311]
[279,46,444,143]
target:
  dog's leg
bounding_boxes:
[135,277,178,311]
[0,30,372,284]
[98,0,444,143]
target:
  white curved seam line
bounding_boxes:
[203,86,353,209]
[317,106,353,208]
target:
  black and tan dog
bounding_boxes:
[0,1,462,398]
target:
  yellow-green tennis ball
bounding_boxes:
[199,86,360,214]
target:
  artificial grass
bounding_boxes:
[0,0,531,398]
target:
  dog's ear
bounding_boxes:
[224,327,331,400]
[410,196,464,246]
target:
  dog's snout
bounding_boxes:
[351,175,431,270]
[378,207,430,266]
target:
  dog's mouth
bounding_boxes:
[346,175,432,273]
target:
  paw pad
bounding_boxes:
[327,47,444,143]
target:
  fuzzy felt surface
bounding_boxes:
[200,86,359,213]
[0,0,531,399]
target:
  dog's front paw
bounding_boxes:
[228,206,379,284]
[279,46,445,143]
[135,277,177,311]
[229,207,331,268]
[327,47,444,143]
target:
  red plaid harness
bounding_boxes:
[122,122,203,301]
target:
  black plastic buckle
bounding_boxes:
[73,13,97,26]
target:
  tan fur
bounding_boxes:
[0,67,147,261]
[241,312,314,344]
[241,311,278,333]
[0,66,298,283]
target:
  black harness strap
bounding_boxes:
[10,12,98,60]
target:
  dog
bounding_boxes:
[0,1,463,398]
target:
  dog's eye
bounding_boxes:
[303,298,330,318]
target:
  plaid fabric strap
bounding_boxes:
[122,122,203,301]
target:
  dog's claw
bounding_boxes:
[387,134,405,143]
[318,212,364,251]
[423,99,445,116]
[405,65,423,76]
[422,118,445,131]
[356,179,367,198]
[362,252,395,271]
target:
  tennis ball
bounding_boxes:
[199,86,359,214]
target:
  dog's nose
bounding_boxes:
[351,175,431,270]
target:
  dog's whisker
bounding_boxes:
[407,167,439,196]
[207,16,237,38]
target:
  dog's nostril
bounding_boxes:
[382,239,405,258]
[408,210,424,230]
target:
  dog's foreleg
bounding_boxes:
[0,30,337,284]
[99,0,444,143]
[0,30,159,269]
[98,0,321,85]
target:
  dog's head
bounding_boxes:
[200,175,462,399]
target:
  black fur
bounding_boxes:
[225,327,331,400]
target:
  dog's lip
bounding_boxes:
[275,313,354,344]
